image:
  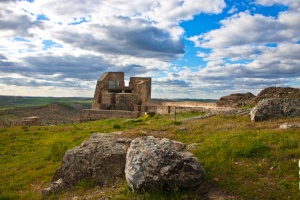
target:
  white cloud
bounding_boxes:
[227,5,238,14]
[255,0,300,11]
[191,11,300,48]
[1,0,298,99]
[0,0,227,98]
[182,4,300,97]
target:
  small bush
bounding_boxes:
[170,121,182,125]
[76,178,97,189]
[236,140,269,158]
[142,114,150,121]
[113,124,121,129]
[0,194,20,200]
[48,140,69,161]
[134,118,143,123]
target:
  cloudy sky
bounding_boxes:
[0,0,299,99]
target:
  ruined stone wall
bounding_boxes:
[115,94,139,111]
[136,105,207,114]
[80,109,141,122]
[99,72,125,88]
[137,79,151,104]
[148,101,217,107]
[92,72,125,109]
[101,93,116,105]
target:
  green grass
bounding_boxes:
[0,96,93,109]
[0,112,300,199]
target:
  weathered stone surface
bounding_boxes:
[125,136,206,192]
[253,87,300,104]
[216,92,255,107]
[187,143,201,151]
[42,179,64,199]
[50,132,132,189]
[279,123,300,129]
[250,98,300,122]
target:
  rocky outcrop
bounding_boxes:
[253,87,300,104]
[216,87,300,108]
[125,136,206,192]
[43,132,132,197]
[216,92,255,107]
[43,134,207,198]
[250,98,300,122]
[279,123,300,129]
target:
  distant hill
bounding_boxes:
[0,96,93,125]
[0,96,93,109]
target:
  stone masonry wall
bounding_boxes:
[115,94,139,111]
[80,109,141,122]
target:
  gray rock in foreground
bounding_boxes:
[250,98,300,122]
[43,132,131,197]
[125,136,206,192]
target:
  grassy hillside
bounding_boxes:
[0,112,299,199]
[0,96,93,110]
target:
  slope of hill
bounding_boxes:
[0,96,93,110]
[0,111,299,199]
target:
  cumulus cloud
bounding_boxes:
[1,0,298,98]
[255,0,300,11]
[227,5,238,14]
[0,1,44,38]
[182,2,300,97]
[0,0,228,97]
[190,12,300,48]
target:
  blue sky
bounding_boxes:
[0,0,299,99]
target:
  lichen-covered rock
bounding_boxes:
[49,132,131,191]
[216,92,255,107]
[250,98,300,122]
[279,123,300,129]
[42,179,64,199]
[253,87,300,103]
[125,136,206,192]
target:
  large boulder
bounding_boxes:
[250,98,300,122]
[43,132,132,197]
[216,92,255,107]
[125,136,206,192]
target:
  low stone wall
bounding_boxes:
[80,109,141,122]
[81,103,231,122]
[148,101,217,107]
[135,105,228,115]
[21,116,40,125]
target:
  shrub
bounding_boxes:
[48,140,69,161]
[76,178,97,189]
[142,114,150,121]
[113,124,121,129]
[236,140,269,158]
[170,121,182,125]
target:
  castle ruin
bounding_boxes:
[92,72,151,111]
[80,72,152,121]
[80,72,224,122]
